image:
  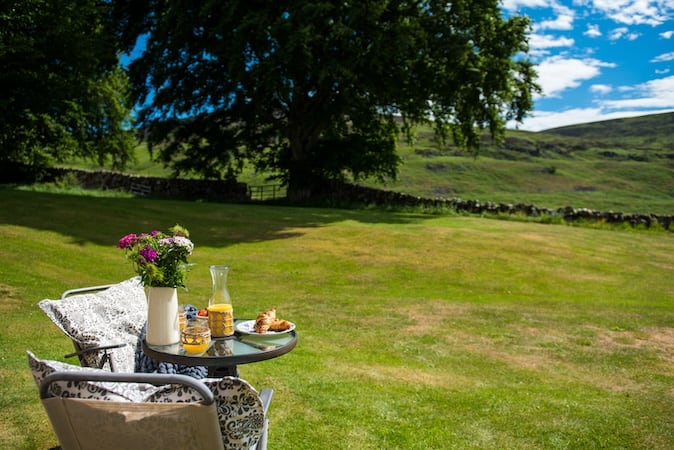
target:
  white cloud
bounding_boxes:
[529,33,576,49]
[512,107,674,131]
[590,84,613,95]
[609,27,627,40]
[603,75,674,109]
[536,56,616,97]
[655,68,671,75]
[534,4,576,30]
[660,31,674,39]
[651,52,674,63]
[502,0,553,10]
[584,24,602,37]
[585,0,674,26]
[608,27,640,41]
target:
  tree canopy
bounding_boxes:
[0,0,135,178]
[134,1,538,199]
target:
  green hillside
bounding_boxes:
[543,111,674,148]
[355,113,674,215]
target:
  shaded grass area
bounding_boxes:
[1,188,673,449]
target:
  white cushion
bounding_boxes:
[38,277,147,373]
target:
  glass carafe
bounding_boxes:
[207,265,234,337]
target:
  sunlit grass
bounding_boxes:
[1,188,673,449]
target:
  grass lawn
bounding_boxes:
[1,187,673,449]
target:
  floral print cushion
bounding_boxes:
[38,277,147,373]
[147,377,265,450]
[27,350,159,402]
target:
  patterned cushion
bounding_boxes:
[146,377,265,449]
[38,277,147,373]
[27,350,159,402]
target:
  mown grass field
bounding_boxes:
[1,187,672,449]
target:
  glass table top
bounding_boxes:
[142,319,298,369]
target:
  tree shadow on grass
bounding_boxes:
[0,187,437,248]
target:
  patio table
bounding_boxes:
[142,319,298,377]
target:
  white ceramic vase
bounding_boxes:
[145,286,180,346]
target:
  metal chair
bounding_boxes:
[38,370,272,450]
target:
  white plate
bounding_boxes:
[236,319,295,335]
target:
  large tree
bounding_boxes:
[125,0,538,200]
[0,0,135,178]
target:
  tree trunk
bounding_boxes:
[286,160,326,202]
[285,99,328,202]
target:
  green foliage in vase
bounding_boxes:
[117,225,194,288]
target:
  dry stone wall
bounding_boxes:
[321,180,674,230]
[45,168,249,202]
[42,168,672,230]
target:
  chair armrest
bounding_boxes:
[64,343,126,359]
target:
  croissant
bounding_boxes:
[269,319,292,332]
[254,309,276,333]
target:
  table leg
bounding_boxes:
[209,366,239,377]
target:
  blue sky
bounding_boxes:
[502,0,674,131]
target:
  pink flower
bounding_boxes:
[117,233,137,249]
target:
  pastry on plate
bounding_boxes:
[269,319,292,332]
[254,309,276,333]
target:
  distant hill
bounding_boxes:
[370,112,674,215]
[475,112,674,162]
[534,111,674,156]
[541,111,674,141]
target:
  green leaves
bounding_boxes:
[0,0,135,174]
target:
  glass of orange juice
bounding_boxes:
[207,303,234,337]
[181,325,211,353]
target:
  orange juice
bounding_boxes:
[181,325,211,354]
[208,303,234,337]
[182,342,210,353]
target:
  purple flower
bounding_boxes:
[139,246,158,263]
[117,233,137,249]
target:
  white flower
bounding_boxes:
[173,236,194,254]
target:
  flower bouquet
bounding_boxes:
[117,224,194,288]
[118,224,194,345]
